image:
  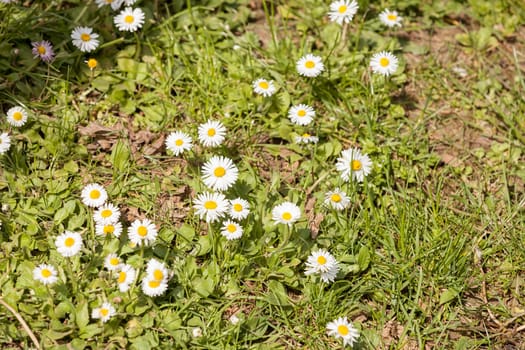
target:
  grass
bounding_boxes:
[0,0,524,349]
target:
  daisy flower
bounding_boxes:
[142,276,168,297]
[104,253,122,271]
[197,120,226,147]
[324,188,350,211]
[326,317,359,347]
[201,156,239,191]
[379,9,402,27]
[145,259,169,282]
[71,27,100,52]
[31,40,55,63]
[117,264,136,292]
[328,0,359,25]
[335,147,372,182]
[288,104,315,126]
[229,198,250,220]
[33,264,58,285]
[272,201,301,226]
[95,0,123,10]
[305,249,340,283]
[86,58,98,70]
[95,222,123,238]
[370,51,399,76]
[123,0,136,5]
[165,131,192,156]
[6,106,28,127]
[93,203,121,225]
[91,302,116,323]
[221,220,243,240]
[295,133,319,144]
[114,7,145,32]
[192,327,203,338]
[128,218,158,246]
[0,132,11,155]
[55,231,83,257]
[193,192,229,223]
[296,54,324,78]
[81,183,108,208]
[252,78,276,97]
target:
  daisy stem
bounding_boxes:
[134,32,142,60]
[64,258,77,295]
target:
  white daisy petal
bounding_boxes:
[324,188,350,211]
[197,120,227,147]
[114,7,145,32]
[165,131,192,156]
[91,302,116,323]
[127,218,158,246]
[93,203,121,225]
[33,264,58,285]
[379,8,403,27]
[193,192,229,223]
[296,54,324,78]
[335,147,372,182]
[81,183,108,208]
[220,220,243,240]
[305,249,340,283]
[71,26,100,52]
[252,78,276,97]
[229,198,250,220]
[55,231,83,257]
[0,132,11,155]
[370,51,399,76]
[326,317,359,347]
[288,104,315,126]
[6,106,28,127]
[272,202,301,226]
[117,264,136,292]
[201,156,239,191]
[328,0,359,25]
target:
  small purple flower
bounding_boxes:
[31,40,55,63]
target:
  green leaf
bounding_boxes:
[75,300,89,330]
[439,288,460,305]
[357,246,371,272]
[265,280,290,306]
[110,140,131,173]
[191,277,215,297]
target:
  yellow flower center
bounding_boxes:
[305,60,315,69]
[175,139,183,146]
[90,189,100,199]
[338,5,347,13]
[137,226,148,237]
[103,225,115,234]
[337,325,349,336]
[227,224,236,233]
[101,209,112,218]
[282,212,292,221]
[12,112,23,121]
[41,269,52,278]
[100,308,109,317]
[207,128,216,137]
[214,167,226,177]
[81,33,91,42]
[65,237,75,247]
[148,280,161,288]
[351,159,362,171]
[153,269,164,281]
[302,133,310,138]
[37,46,46,55]
[110,257,120,266]
[379,57,390,67]
[204,201,217,210]
[118,271,126,283]
[387,14,397,21]
[297,109,306,117]
[125,15,134,24]
[330,194,342,203]
[105,0,113,3]
[258,81,269,89]
[233,203,243,212]
[87,58,98,69]
[317,256,327,265]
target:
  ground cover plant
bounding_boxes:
[0,0,524,349]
